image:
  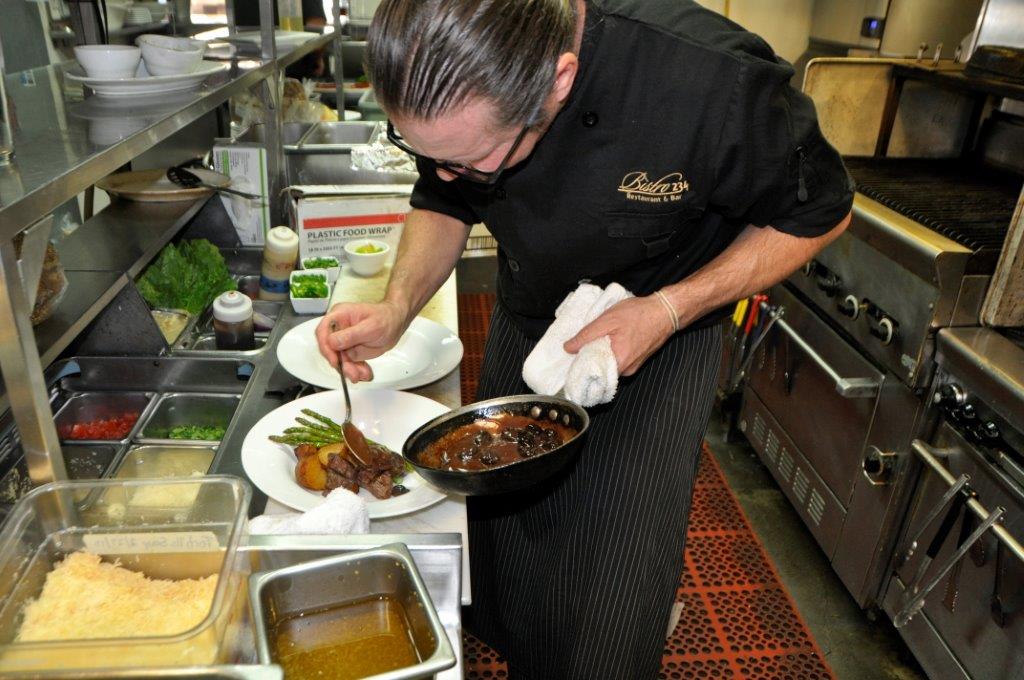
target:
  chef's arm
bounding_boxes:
[317,208,469,379]
[661,213,852,329]
[385,208,471,325]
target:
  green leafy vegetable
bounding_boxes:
[138,240,236,315]
[167,424,226,440]
[290,274,329,299]
[302,257,339,269]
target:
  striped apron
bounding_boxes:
[465,303,722,679]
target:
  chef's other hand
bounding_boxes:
[315,301,407,382]
[563,296,675,376]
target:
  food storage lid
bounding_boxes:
[265,226,298,258]
[212,290,253,324]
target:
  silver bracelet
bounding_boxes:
[653,289,680,333]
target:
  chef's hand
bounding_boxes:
[315,301,408,382]
[563,296,675,376]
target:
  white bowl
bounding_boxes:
[136,34,206,76]
[344,240,390,277]
[73,45,141,80]
[289,269,331,315]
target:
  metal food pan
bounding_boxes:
[53,391,155,444]
[178,334,270,356]
[193,301,283,335]
[295,121,378,150]
[113,444,218,479]
[61,443,122,480]
[136,393,240,445]
[249,542,457,679]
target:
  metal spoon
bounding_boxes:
[165,166,262,200]
[329,320,372,467]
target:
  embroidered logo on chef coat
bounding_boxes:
[617,172,690,204]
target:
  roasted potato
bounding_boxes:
[317,442,348,468]
[295,455,328,491]
[294,444,318,459]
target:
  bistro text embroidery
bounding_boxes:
[617,171,691,203]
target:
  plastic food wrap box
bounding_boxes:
[286,185,414,265]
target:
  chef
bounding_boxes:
[316,0,854,677]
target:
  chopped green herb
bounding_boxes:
[290,274,329,299]
[167,424,226,440]
[303,257,339,269]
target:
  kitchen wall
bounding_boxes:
[693,0,816,64]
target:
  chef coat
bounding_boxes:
[410,0,854,340]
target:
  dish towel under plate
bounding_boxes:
[249,487,370,535]
[522,282,633,407]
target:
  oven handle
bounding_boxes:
[912,440,1024,565]
[765,304,880,399]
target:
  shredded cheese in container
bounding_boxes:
[16,552,217,642]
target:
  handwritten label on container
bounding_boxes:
[82,531,221,554]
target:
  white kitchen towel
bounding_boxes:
[564,335,620,407]
[522,283,604,396]
[249,487,370,535]
[523,282,633,406]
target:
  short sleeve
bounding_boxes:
[409,157,481,226]
[708,58,854,237]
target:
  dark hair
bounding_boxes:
[366,0,577,129]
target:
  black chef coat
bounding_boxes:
[411,0,854,341]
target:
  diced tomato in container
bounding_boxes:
[61,413,139,440]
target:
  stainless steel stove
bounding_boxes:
[737,157,1023,609]
[882,328,1024,680]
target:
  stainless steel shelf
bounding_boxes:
[0,31,335,242]
[34,270,126,367]
[56,196,210,276]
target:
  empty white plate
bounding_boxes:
[277,316,464,391]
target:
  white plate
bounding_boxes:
[66,60,228,98]
[241,389,449,517]
[277,316,464,391]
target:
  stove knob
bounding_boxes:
[961,403,978,420]
[934,384,967,408]
[837,295,862,319]
[982,421,1001,441]
[816,272,842,297]
[868,316,897,345]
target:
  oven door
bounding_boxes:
[741,285,924,604]
[883,424,1024,680]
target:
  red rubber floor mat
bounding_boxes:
[457,294,835,679]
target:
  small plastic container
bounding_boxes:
[0,476,251,673]
[212,290,256,351]
[259,226,299,302]
[289,269,330,315]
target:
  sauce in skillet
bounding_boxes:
[419,414,577,471]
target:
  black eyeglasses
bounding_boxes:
[387,120,530,185]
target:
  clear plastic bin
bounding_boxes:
[0,476,251,673]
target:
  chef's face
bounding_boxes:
[391,51,579,183]
[392,102,541,183]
